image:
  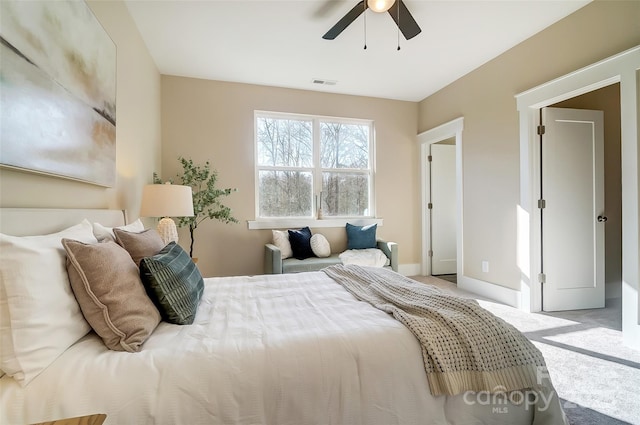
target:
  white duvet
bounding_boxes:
[0,272,561,424]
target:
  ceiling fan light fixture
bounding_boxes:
[367,0,395,13]
[322,0,420,41]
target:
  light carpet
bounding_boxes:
[410,275,640,425]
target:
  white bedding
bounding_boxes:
[1,272,554,424]
[339,248,389,268]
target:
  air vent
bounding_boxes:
[312,79,337,86]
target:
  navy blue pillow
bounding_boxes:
[288,227,315,260]
[139,242,204,325]
[346,223,377,249]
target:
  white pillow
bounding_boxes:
[0,220,96,386]
[310,234,331,258]
[92,218,144,242]
[272,230,293,259]
[339,248,389,268]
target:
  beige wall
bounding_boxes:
[418,0,640,289]
[552,84,622,299]
[0,0,161,220]
[161,76,418,277]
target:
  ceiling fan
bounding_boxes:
[322,0,421,41]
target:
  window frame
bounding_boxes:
[250,110,379,229]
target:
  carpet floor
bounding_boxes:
[409,275,640,425]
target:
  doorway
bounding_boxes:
[549,84,623,305]
[514,46,638,349]
[430,139,457,282]
[540,86,622,325]
[417,117,463,279]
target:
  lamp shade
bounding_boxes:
[140,183,194,218]
[367,0,395,13]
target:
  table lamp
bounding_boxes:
[140,183,194,244]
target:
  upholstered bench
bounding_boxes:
[264,240,398,274]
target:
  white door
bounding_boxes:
[542,107,605,311]
[430,143,457,275]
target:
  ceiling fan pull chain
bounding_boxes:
[397,2,401,51]
[363,2,367,49]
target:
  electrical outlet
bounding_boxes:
[482,261,489,273]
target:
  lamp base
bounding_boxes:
[157,217,178,245]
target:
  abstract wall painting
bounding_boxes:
[0,0,116,187]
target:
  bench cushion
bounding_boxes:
[265,240,398,274]
[282,254,342,273]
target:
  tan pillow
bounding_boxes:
[92,218,145,242]
[272,229,293,259]
[113,228,165,266]
[62,239,161,352]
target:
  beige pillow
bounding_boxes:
[114,228,165,266]
[272,229,293,259]
[92,219,145,242]
[62,239,160,352]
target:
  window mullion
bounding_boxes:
[313,118,322,216]
[259,165,313,172]
[321,168,369,174]
[369,121,375,217]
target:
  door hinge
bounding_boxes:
[427,155,432,162]
[428,250,433,257]
[538,273,546,284]
[428,202,433,209]
[537,125,546,135]
[538,199,546,209]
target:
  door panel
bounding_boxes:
[430,143,456,275]
[542,107,604,311]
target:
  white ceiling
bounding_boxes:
[124,0,591,102]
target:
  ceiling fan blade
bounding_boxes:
[387,0,421,40]
[322,0,366,40]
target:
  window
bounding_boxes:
[255,111,374,221]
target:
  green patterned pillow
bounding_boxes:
[139,242,204,325]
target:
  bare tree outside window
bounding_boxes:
[255,112,373,219]
[259,170,313,217]
[320,122,370,216]
[257,117,312,167]
[320,122,369,169]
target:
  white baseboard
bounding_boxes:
[398,267,521,308]
[458,275,521,308]
[622,283,640,350]
[398,263,421,276]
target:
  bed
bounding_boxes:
[0,208,567,425]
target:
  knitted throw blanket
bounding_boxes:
[323,264,547,396]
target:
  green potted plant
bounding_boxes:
[154,157,238,258]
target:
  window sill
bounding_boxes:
[247,217,383,230]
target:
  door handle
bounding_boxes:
[597,215,608,223]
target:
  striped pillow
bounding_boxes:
[139,242,204,325]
